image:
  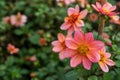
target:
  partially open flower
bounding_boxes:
[40,38,47,46]
[92,2,118,17]
[7,43,19,54]
[98,47,115,72]
[89,13,98,22]
[10,12,27,27]
[61,5,87,35]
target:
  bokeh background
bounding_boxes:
[0,0,120,80]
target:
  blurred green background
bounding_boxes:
[0,0,120,80]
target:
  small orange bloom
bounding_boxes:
[7,43,19,54]
[40,38,47,45]
[98,47,115,72]
[89,13,98,22]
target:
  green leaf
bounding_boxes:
[14,29,23,35]
[115,61,120,67]
[65,70,78,80]
[115,55,120,60]
[103,72,113,80]
[29,34,40,45]
[88,76,98,80]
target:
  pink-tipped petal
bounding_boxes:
[105,59,115,66]
[89,41,104,50]
[109,6,116,12]
[102,2,112,10]
[87,51,100,62]
[74,30,84,44]
[75,5,80,13]
[58,33,65,43]
[52,41,60,46]
[52,45,63,52]
[70,54,82,67]
[64,48,77,58]
[59,50,66,60]
[67,27,74,36]
[68,8,76,16]
[75,20,84,27]
[65,39,79,49]
[96,2,102,9]
[60,23,71,30]
[104,53,111,58]
[82,56,92,70]
[92,4,99,12]
[85,32,94,42]
[99,62,109,72]
[79,9,88,19]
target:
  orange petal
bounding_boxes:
[58,33,65,43]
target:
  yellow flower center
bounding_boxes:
[103,9,110,13]
[99,51,106,62]
[78,45,89,55]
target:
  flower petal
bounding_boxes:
[52,45,63,52]
[109,6,116,12]
[87,51,100,62]
[74,30,84,44]
[105,59,115,66]
[85,32,94,42]
[70,54,82,67]
[104,53,111,58]
[59,50,66,60]
[82,56,92,70]
[60,23,71,30]
[102,2,112,10]
[65,39,79,50]
[67,27,74,35]
[75,5,80,13]
[58,33,65,43]
[89,41,104,50]
[79,9,88,19]
[92,4,99,12]
[68,8,76,16]
[96,2,102,9]
[99,61,109,72]
[52,41,60,46]
[64,48,77,58]
[75,20,84,27]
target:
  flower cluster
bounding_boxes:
[52,5,115,72]
[3,12,27,27]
